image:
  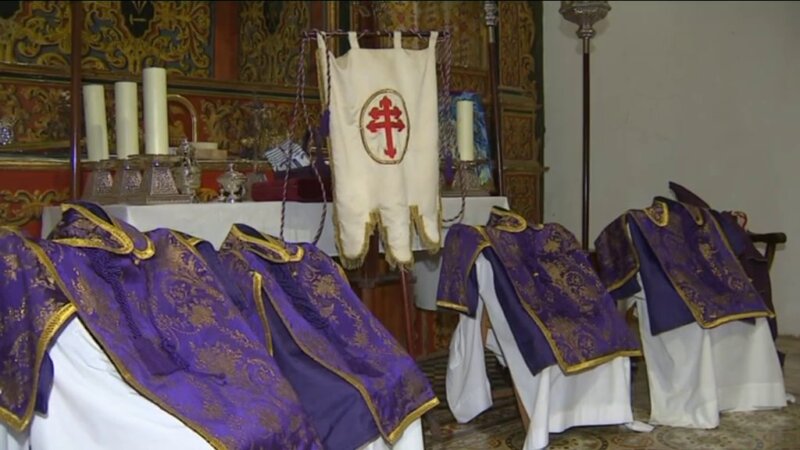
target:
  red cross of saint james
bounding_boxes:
[366,96,406,159]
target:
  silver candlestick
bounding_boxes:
[112,156,143,202]
[128,154,192,204]
[82,159,116,204]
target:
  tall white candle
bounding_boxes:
[456,100,475,162]
[143,67,169,155]
[114,81,139,159]
[82,84,109,162]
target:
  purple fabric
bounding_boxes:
[596,198,772,333]
[670,182,778,339]
[630,199,771,327]
[435,224,487,316]
[198,239,379,450]
[0,229,74,431]
[628,218,697,334]
[481,248,558,375]
[483,210,641,373]
[40,205,322,450]
[221,224,438,444]
[595,215,641,298]
[263,294,379,450]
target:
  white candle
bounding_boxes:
[456,100,475,161]
[114,81,139,159]
[83,84,109,162]
[143,67,169,155]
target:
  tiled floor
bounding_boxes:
[420,335,800,449]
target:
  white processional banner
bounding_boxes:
[317,31,442,268]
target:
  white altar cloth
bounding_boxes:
[41,197,507,255]
[41,197,508,310]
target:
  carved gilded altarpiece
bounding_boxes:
[0,1,323,234]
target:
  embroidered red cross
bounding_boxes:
[366,96,405,159]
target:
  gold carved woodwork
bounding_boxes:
[82,2,212,76]
[239,2,311,86]
[0,189,69,227]
[451,70,490,103]
[504,172,540,223]
[501,111,537,161]
[499,1,536,94]
[198,98,316,158]
[0,2,71,67]
[0,82,71,145]
[371,1,487,70]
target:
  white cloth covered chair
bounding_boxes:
[446,255,640,450]
[0,318,424,450]
[628,279,787,429]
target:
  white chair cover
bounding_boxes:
[632,280,787,428]
[446,255,634,450]
[0,318,423,450]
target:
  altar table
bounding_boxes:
[42,197,508,310]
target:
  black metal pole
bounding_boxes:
[69,2,83,199]
[581,38,590,251]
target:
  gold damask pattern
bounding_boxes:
[501,112,536,161]
[41,209,319,448]
[0,83,71,144]
[239,2,310,85]
[0,2,71,67]
[0,230,76,431]
[499,1,536,93]
[82,2,212,76]
[0,189,69,227]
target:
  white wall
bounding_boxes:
[543,1,800,335]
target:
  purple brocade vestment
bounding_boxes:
[217,224,438,446]
[594,198,773,334]
[0,228,76,432]
[437,208,641,376]
[29,203,323,450]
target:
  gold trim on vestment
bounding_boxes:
[643,200,669,227]
[0,239,76,433]
[230,225,304,262]
[706,213,776,317]
[256,277,439,444]
[603,214,643,293]
[435,225,491,314]
[484,222,643,373]
[386,397,440,443]
[511,276,643,374]
[629,212,773,328]
[489,206,530,232]
[51,203,155,259]
[252,273,275,356]
[30,238,226,449]
[435,301,471,314]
